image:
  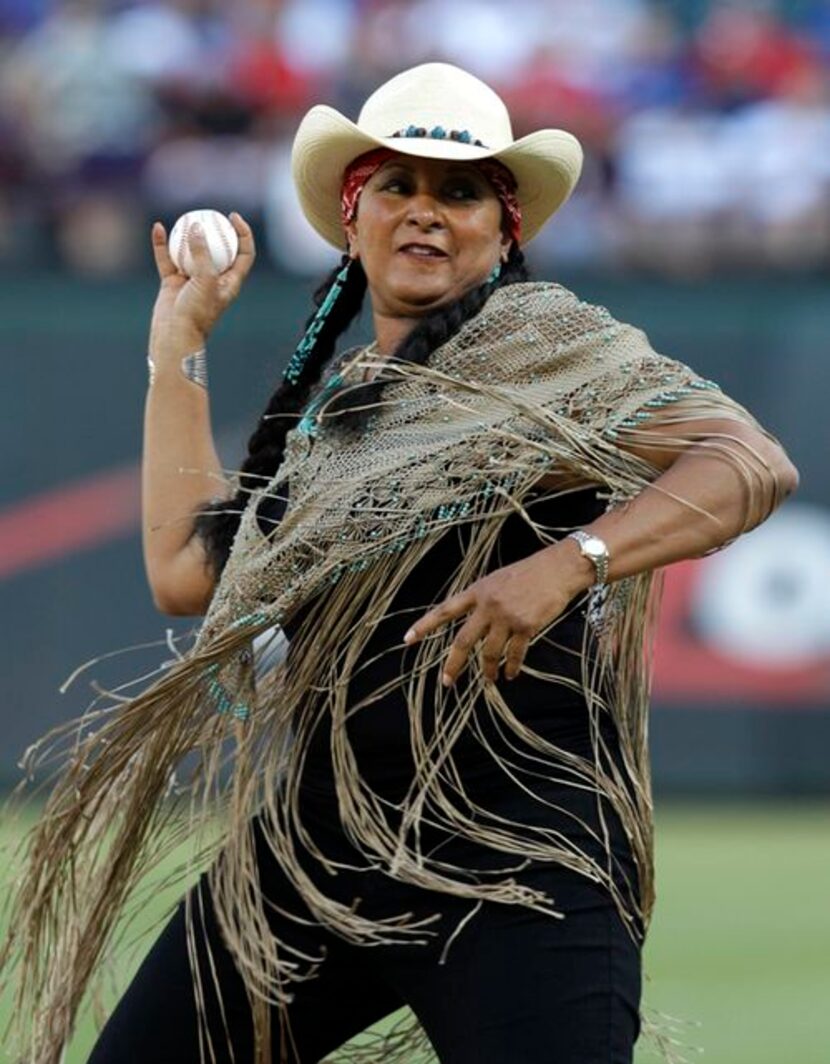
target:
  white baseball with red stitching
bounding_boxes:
[168,209,239,275]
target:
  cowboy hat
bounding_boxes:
[291,62,583,249]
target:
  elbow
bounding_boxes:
[751,454,799,528]
[151,586,207,617]
[151,591,181,615]
[147,565,214,617]
[780,458,800,498]
[144,541,217,616]
[771,449,800,502]
[747,430,800,507]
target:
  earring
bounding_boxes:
[486,262,502,285]
[284,259,352,385]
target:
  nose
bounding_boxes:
[405,192,444,230]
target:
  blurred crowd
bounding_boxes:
[1,0,830,277]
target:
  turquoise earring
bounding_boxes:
[284,259,352,385]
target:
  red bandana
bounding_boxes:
[340,150,522,246]
[476,158,522,246]
[340,148,396,231]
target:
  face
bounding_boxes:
[344,155,512,320]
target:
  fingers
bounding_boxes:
[503,631,531,681]
[228,211,256,283]
[151,221,178,280]
[442,623,530,686]
[404,590,475,646]
[403,582,536,685]
[440,615,491,687]
[186,221,218,278]
[480,624,511,684]
[218,212,256,295]
[153,212,255,290]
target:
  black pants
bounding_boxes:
[87,782,642,1064]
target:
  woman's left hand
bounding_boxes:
[403,544,590,686]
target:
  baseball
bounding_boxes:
[168,209,239,275]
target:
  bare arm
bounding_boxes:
[554,414,799,591]
[405,409,799,684]
[142,213,256,615]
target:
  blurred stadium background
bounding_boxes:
[0,0,828,1061]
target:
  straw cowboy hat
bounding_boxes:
[291,62,583,249]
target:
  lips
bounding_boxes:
[398,243,449,259]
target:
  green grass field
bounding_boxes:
[2,802,828,1063]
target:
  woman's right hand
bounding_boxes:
[148,211,256,363]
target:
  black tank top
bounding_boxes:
[255,483,618,800]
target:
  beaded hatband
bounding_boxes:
[391,125,487,148]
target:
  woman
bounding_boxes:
[3,64,797,1064]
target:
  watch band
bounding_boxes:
[566,530,610,587]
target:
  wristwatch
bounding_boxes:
[566,530,610,587]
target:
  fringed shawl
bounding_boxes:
[1,282,770,1063]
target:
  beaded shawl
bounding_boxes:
[1,282,773,1063]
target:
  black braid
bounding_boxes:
[193,253,367,574]
[195,244,530,576]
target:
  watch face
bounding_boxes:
[582,537,607,559]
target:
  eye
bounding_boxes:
[445,179,480,201]
[379,174,410,193]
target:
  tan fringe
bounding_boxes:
[0,282,784,1063]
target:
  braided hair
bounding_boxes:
[195,243,530,575]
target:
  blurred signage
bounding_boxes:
[653,502,830,705]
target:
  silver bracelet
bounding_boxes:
[181,348,208,389]
[146,348,208,389]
